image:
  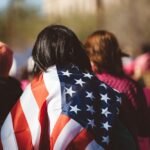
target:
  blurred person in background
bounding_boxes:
[20,56,34,90]
[84,30,150,150]
[133,43,150,86]
[123,43,150,87]
[0,41,22,127]
[0,25,122,150]
[122,54,135,77]
[133,44,150,148]
[125,44,150,130]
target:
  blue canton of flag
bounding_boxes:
[57,64,122,149]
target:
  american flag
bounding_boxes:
[0,64,121,150]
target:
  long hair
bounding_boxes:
[32,25,91,75]
[84,30,124,76]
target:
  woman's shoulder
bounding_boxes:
[96,72,140,92]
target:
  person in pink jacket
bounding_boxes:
[84,30,150,150]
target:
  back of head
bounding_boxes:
[32,24,91,74]
[84,30,124,75]
[0,42,13,77]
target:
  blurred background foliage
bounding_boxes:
[0,0,150,56]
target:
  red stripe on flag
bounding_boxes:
[11,100,33,150]
[38,101,50,150]
[50,114,70,149]
[67,128,94,150]
[31,74,50,149]
[31,74,49,108]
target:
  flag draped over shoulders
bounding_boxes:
[0,65,122,150]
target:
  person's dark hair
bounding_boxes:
[32,25,91,75]
[84,30,125,76]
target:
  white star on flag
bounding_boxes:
[75,78,85,87]
[100,83,107,89]
[83,73,93,79]
[65,86,76,97]
[62,70,72,77]
[100,93,110,103]
[86,91,95,100]
[102,136,109,144]
[101,107,112,117]
[87,119,96,128]
[70,105,81,114]
[86,105,95,114]
[102,121,112,131]
[116,96,122,104]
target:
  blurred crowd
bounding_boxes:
[123,43,150,88]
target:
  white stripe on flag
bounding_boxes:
[54,119,83,150]
[20,84,41,149]
[44,66,64,135]
[1,113,18,150]
[85,140,104,150]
